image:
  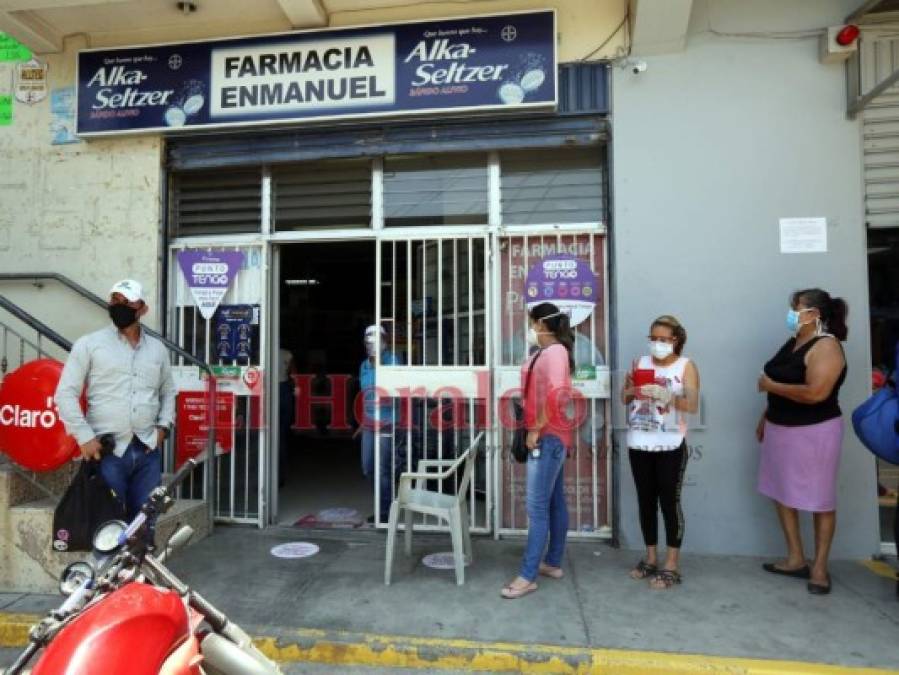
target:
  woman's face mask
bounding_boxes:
[786,307,815,334]
[649,340,675,360]
[527,323,554,347]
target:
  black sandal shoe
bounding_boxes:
[807,574,831,595]
[649,569,682,589]
[762,562,811,579]
[629,560,657,579]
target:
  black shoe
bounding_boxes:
[366,515,376,524]
[807,574,832,595]
[762,562,811,579]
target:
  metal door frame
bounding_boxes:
[167,238,269,527]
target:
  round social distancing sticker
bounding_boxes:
[270,542,319,559]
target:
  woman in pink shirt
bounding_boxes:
[502,302,574,599]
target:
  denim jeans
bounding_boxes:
[361,427,408,519]
[99,436,161,544]
[519,434,569,582]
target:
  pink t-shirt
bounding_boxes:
[520,343,573,448]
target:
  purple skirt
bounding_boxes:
[757,417,843,512]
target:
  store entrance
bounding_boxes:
[867,227,899,552]
[276,241,376,528]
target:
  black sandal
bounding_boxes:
[629,560,657,579]
[650,569,682,589]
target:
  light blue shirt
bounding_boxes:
[359,350,399,424]
[55,325,176,456]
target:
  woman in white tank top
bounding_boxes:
[621,315,700,590]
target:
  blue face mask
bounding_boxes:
[786,308,812,334]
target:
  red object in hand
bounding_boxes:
[633,368,656,388]
[836,24,860,47]
[0,359,80,472]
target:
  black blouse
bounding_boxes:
[763,336,846,427]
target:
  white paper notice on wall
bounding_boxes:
[779,217,827,254]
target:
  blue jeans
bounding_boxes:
[99,436,161,544]
[520,434,569,582]
[361,427,407,518]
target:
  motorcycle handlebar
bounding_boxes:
[5,641,39,675]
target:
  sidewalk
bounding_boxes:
[2,525,898,673]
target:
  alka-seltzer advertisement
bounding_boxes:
[76,10,556,135]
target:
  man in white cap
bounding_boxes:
[354,324,403,523]
[55,279,176,545]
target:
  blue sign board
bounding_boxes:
[76,10,556,136]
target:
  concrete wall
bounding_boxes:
[0,39,164,343]
[612,0,879,557]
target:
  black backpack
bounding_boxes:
[52,460,125,552]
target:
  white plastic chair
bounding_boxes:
[384,431,484,586]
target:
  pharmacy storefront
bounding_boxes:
[76,10,612,538]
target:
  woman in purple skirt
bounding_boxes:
[757,288,848,595]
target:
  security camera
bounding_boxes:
[631,60,647,74]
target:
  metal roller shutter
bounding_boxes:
[862,30,899,229]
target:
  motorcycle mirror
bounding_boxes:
[93,519,128,555]
[59,561,94,597]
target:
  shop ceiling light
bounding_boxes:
[285,279,320,286]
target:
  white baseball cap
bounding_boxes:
[364,324,386,342]
[109,279,145,303]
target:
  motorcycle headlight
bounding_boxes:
[59,561,94,596]
[93,520,128,555]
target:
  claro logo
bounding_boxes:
[0,397,59,429]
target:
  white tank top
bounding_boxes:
[626,355,689,452]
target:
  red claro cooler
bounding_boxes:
[0,358,81,472]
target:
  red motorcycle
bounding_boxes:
[3,454,282,675]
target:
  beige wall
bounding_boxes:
[0,39,164,343]
[326,0,627,62]
[74,1,627,63]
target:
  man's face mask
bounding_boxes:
[108,303,139,329]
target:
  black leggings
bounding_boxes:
[629,442,688,549]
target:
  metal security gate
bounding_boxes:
[494,230,611,538]
[168,243,268,526]
[374,233,492,532]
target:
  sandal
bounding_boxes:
[500,579,538,599]
[539,563,564,579]
[762,562,810,579]
[807,574,831,596]
[649,569,682,590]
[629,560,657,580]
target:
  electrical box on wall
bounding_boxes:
[820,25,860,64]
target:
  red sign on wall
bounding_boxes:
[175,391,235,469]
[0,359,80,472]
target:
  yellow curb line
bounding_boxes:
[2,612,896,674]
[252,629,899,674]
[860,559,898,581]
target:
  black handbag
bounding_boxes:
[52,459,125,552]
[511,349,543,463]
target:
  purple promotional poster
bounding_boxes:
[525,254,599,326]
[177,250,245,320]
[75,11,568,135]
